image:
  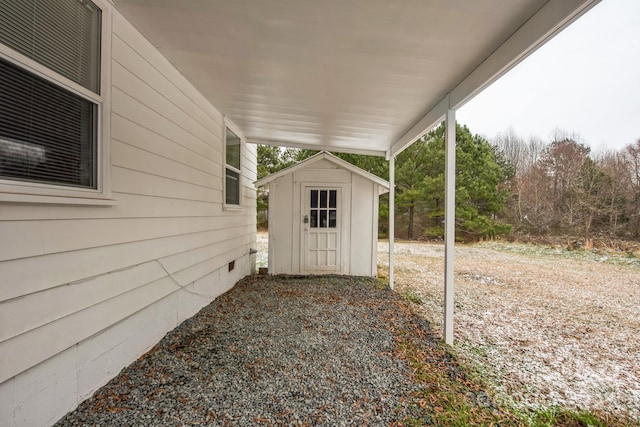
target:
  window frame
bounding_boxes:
[223,118,244,209]
[0,0,113,206]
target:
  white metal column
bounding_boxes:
[444,108,456,345]
[388,155,395,290]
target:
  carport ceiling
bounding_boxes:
[113,0,598,157]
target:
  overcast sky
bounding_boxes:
[457,0,640,152]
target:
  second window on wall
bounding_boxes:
[224,126,241,205]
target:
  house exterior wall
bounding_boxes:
[267,159,379,276]
[0,9,256,427]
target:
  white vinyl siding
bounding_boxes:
[0,8,256,427]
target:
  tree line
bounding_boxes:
[257,123,640,241]
[494,128,640,240]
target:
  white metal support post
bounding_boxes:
[388,155,395,290]
[444,108,456,345]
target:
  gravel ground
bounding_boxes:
[56,275,430,426]
[377,239,640,421]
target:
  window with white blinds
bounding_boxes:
[0,58,96,188]
[225,127,242,205]
[0,0,103,191]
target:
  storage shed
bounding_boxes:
[255,152,389,276]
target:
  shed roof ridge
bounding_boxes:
[254,151,390,191]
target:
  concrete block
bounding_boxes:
[13,345,76,406]
[76,348,112,401]
[14,367,77,427]
[0,378,16,427]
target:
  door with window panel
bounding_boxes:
[304,188,341,272]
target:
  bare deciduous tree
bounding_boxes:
[624,140,640,237]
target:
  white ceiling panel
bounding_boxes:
[113,0,599,157]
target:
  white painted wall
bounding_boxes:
[0,9,256,427]
[350,174,378,276]
[268,174,294,274]
[267,158,381,276]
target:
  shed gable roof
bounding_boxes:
[255,151,390,193]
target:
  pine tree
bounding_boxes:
[418,123,511,240]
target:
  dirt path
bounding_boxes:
[378,240,640,420]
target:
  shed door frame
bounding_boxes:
[300,183,348,274]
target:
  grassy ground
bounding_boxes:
[396,301,640,427]
[390,288,638,426]
[378,239,639,426]
[479,241,640,268]
[390,303,634,426]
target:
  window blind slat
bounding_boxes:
[225,169,240,205]
[0,0,101,93]
[225,128,241,170]
[0,58,96,188]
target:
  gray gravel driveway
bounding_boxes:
[55,275,437,426]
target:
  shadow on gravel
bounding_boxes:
[55,275,498,426]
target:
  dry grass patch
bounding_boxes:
[378,240,640,423]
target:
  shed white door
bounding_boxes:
[303,187,341,273]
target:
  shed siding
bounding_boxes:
[350,174,376,276]
[269,174,294,274]
[265,156,381,276]
[0,9,256,427]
